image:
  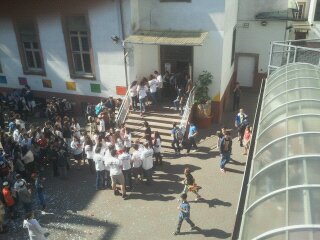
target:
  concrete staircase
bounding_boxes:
[125,107,182,152]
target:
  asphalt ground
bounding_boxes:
[4,90,258,240]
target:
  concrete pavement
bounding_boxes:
[5,90,259,240]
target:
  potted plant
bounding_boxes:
[194,71,213,128]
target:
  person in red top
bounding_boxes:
[2,181,16,219]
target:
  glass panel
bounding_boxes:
[242,192,286,240]
[253,138,286,175]
[248,162,286,205]
[81,36,89,51]
[71,36,80,51]
[259,105,286,131]
[287,117,301,134]
[288,159,305,186]
[287,134,320,157]
[34,52,42,69]
[302,116,320,132]
[256,120,286,152]
[307,158,320,184]
[23,42,31,49]
[67,16,86,31]
[313,230,320,239]
[289,230,313,240]
[310,189,320,224]
[32,42,39,49]
[73,53,83,72]
[300,88,320,99]
[288,189,305,225]
[83,54,92,73]
[26,51,35,68]
[263,93,287,117]
[264,82,286,104]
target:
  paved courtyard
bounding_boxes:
[5,90,258,240]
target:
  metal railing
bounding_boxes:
[115,90,130,127]
[179,87,195,134]
[268,39,320,75]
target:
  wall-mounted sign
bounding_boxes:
[18,77,28,85]
[116,86,127,96]
[42,79,52,88]
[90,83,101,93]
[0,76,7,84]
[66,81,76,91]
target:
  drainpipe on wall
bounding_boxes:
[119,0,129,89]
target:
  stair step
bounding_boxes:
[126,119,173,130]
[131,132,172,141]
[127,125,172,136]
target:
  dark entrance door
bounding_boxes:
[160,45,193,76]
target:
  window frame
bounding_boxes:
[62,14,95,80]
[160,0,191,2]
[231,27,237,66]
[295,2,306,20]
[0,60,3,74]
[14,18,46,76]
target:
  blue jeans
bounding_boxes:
[139,98,146,113]
[37,190,46,209]
[150,92,158,105]
[96,170,106,189]
[122,169,132,188]
[143,168,152,184]
[220,153,231,169]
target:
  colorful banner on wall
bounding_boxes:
[0,76,7,84]
[42,79,52,88]
[90,83,101,93]
[66,81,76,91]
[18,77,28,85]
[116,86,127,96]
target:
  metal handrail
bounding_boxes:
[115,90,130,127]
[179,87,195,134]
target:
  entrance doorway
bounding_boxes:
[160,45,193,77]
[236,55,256,87]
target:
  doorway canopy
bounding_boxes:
[124,30,208,46]
[239,63,320,240]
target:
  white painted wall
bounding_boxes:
[131,44,159,81]
[194,31,223,100]
[236,21,287,73]
[0,1,128,98]
[220,0,238,98]
[138,0,225,31]
[0,18,26,88]
[238,0,288,20]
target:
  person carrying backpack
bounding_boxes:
[219,130,232,173]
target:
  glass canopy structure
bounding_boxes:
[239,63,320,240]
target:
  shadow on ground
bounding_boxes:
[178,226,231,238]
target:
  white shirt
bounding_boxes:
[23,218,47,240]
[130,85,138,97]
[157,75,163,88]
[138,85,147,99]
[118,152,131,170]
[72,123,81,138]
[148,79,158,93]
[131,150,142,168]
[70,141,83,155]
[84,145,94,159]
[141,148,154,170]
[93,153,105,171]
[16,119,26,130]
[99,119,105,132]
[105,156,123,176]
[22,150,34,164]
[123,133,132,148]
[153,138,161,153]
[13,129,20,142]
